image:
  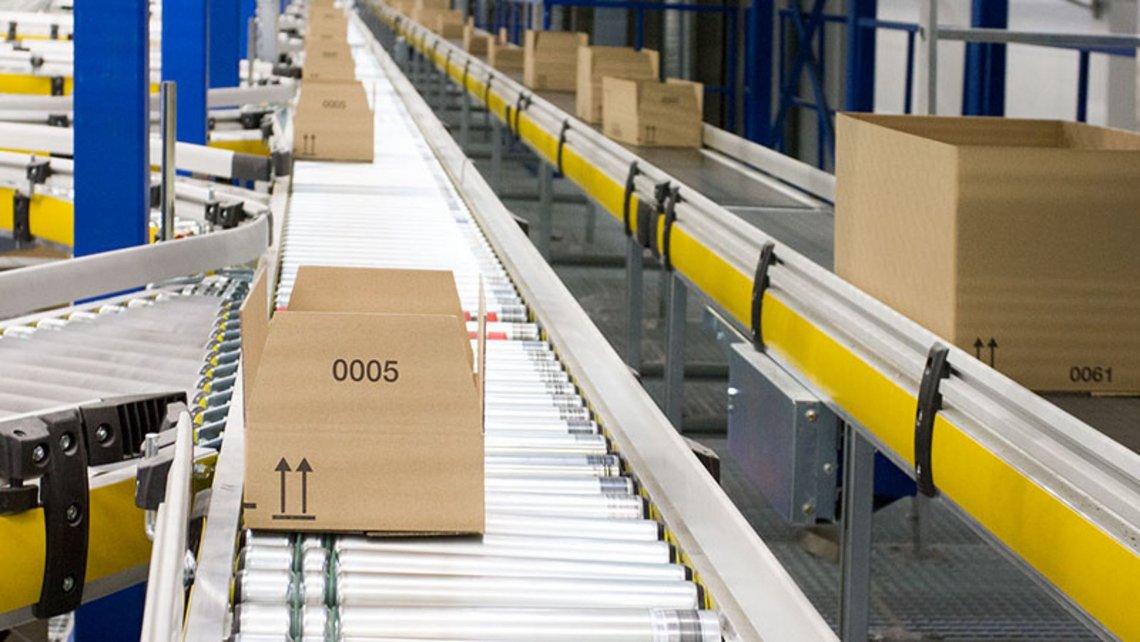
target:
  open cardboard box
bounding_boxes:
[835,114,1140,392]
[240,266,486,534]
[293,80,375,162]
[523,30,589,91]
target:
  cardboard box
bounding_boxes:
[435,11,465,38]
[415,0,451,9]
[523,30,588,91]
[488,38,523,73]
[303,39,356,81]
[601,77,703,147]
[463,20,489,55]
[834,114,1140,392]
[576,46,659,124]
[241,266,486,534]
[293,81,375,162]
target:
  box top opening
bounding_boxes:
[843,114,1140,152]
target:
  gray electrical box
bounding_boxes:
[727,343,839,524]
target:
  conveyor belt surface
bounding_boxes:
[228,20,727,641]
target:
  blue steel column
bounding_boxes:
[163,0,209,143]
[745,0,774,145]
[74,0,150,256]
[210,0,241,87]
[844,0,877,112]
[962,0,1007,116]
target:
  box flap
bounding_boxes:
[248,312,481,432]
[239,267,270,405]
[287,266,465,319]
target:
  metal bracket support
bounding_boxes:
[750,241,778,351]
[914,343,951,496]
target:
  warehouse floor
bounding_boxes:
[418,92,1100,641]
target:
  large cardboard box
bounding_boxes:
[488,38,523,73]
[601,77,703,147]
[434,11,465,38]
[415,0,450,9]
[576,46,659,124]
[293,81,375,162]
[523,30,588,91]
[834,114,1140,392]
[303,39,356,81]
[241,267,486,533]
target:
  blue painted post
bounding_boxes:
[163,0,209,144]
[745,0,773,145]
[74,0,150,256]
[844,0,876,112]
[210,0,241,88]
[962,0,1007,116]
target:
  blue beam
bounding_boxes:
[745,0,774,145]
[210,0,241,87]
[74,0,150,257]
[163,0,209,143]
[844,0,877,111]
[962,0,1007,116]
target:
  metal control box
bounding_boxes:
[727,343,839,524]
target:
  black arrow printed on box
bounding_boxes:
[987,338,998,367]
[275,457,291,513]
[297,458,313,514]
[973,337,984,360]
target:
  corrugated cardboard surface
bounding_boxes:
[523,30,588,91]
[835,114,1140,392]
[601,77,703,147]
[243,267,485,534]
[576,46,658,124]
[463,22,489,55]
[488,40,523,72]
[293,81,375,162]
[303,40,357,81]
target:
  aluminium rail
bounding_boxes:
[366,3,1140,639]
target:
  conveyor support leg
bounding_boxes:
[491,118,503,192]
[537,162,553,259]
[839,425,875,642]
[460,92,471,149]
[664,272,687,428]
[625,238,644,371]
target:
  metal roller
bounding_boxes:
[330,534,673,565]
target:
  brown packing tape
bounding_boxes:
[292,81,374,162]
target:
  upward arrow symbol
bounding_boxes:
[274,458,291,513]
[987,338,999,368]
[297,458,314,514]
[973,338,984,360]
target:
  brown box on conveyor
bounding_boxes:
[523,30,588,92]
[241,267,486,534]
[576,46,659,125]
[601,77,703,148]
[834,114,1140,392]
[292,80,374,162]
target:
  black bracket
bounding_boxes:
[512,92,531,138]
[47,114,69,128]
[622,162,640,237]
[133,402,187,510]
[149,183,162,209]
[12,191,31,244]
[641,180,671,255]
[6,21,15,42]
[750,242,778,351]
[272,150,293,177]
[27,158,51,184]
[462,59,470,90]
[914,343,952,497]
[0,411,89,618]
[661,186,680,272]
[50,76,64,96]
[556,119,570,175]
[49,24,59,40]
[483,74,494,109]
[239,109,272,130]
[78,392,186,466]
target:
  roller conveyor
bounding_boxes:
[222,25,728,639]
